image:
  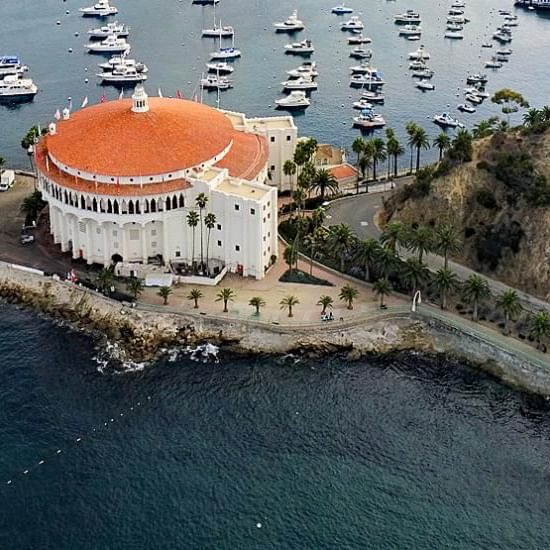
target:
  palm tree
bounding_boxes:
[280,295,299,317]
[523,108,541,128]
[380,220,408,255]
[283,244,297,273]
[542,105,550,122]
[462,275,491,321]
[216,287,236,312]
[204,212,216,273]
[249,296,266,315]
[283,159,297,192]
[95,268,114,294]
[386,137,404,178]
[495,289,522,335]
[187,288,203,309]
[310,168,339,200]
[303,232,318,277]
[339,284,359,310]
[369,137,386,182]
[385,129,395,178]
[433,133,451,161]
[353,238,381,282]
[401,258,430,295]
[408,225,434,264]
[433,268,459,310]
[292,187,306,217]
[186,210,199,272]
[405,120,418,174]
[472,120,494,139]
[126,277,144,300]
[411,126,430,172]
[195,193,208,270]
[434,224,462,269]
[373,278,391,309]
[529,311,550,350]
[0,156,5,179]
[328,223,355,272]
[20,191,45,221]
[358,151,372,187]
[157,286,172,305]
[375,247,399,279]
[317,295,334,314]
[352,137,365,193]
[310,207,326,229]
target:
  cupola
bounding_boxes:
[131,84,149,113]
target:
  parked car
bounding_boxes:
[20,234,35,245]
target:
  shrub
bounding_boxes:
[475,188,498,209]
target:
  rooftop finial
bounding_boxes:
[131,84,149,113]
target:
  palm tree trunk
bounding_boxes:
[473,301,478,322]
[416,147,421,172]
[206,229,211,273]
[373,160,377,181]
[223,300,228,312]
[387,156,391,179]
[438,147,443,161]
[199,211,204,269]
[409,147,413,173]
[191,228,195,271]
[444,252,448,270]
[309,246,314,276]
[393,154,398,178]
[441,290,447,310]
[379,294,384,308]
[340,255,345,272]
[364,261,370,282]
[504,313,509,335]
[288,306,293,317]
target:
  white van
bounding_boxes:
[0,170,15,192]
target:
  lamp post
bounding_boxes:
[411,290,422,312]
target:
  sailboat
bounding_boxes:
[210,31,241,59]
[202,4,234,38]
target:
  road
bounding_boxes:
[325,187,550,315]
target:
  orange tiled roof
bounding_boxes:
[215,131,268,181]
[45,97,235,177]
[35,142,192,197]
[328,164,357,181]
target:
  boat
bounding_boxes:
[408,60,427,70]
[202,23,235,38]
[84,34,130,53]
[88,21,128,39]
[206,61,235,74]
[286,61,318,78]
[446,22,463,31]
[451,0,466,6]
[341,16,364,31]
[498,9,512,15]
[408,45,430,59]
[210,46,241,60]
[349,47,372,59]
[273,10,305,32]
[457,103,476,113]
[281,75,318,90]
[98,55,147,73]
[79,0,118,17]
[284,39,314,55]
[502,20,519,27]
[0,56,28,77]
[361,90,384,103]
[463,86,489,98]
[497,48,513,55]
[353,109,386,129]
[481,42,493,48]
[331,3,354,14]
[350,61,376,74]
[349,69,384,87]
[0,74,38,101]
[466,73,487,84]
[200,73,233,90]
[493,31,512,43]
[399,25,422,36]
[275,90,310,109]
[352,98,373,110]
[411,68,434,79]
[416,81,435,91]
[348,34,371,44]
[444,30,464,39]
[192,0,220,4]
[465,92,483,104]
[394,10,421,24]
[448,7,464,15]
[447,15,470,24]
[97,64,147,83]
[406,35,421,41]
[433,112,463,128]
[485,56,503,68]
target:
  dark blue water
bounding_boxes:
[2,0,550,169]
[2,303,550,549]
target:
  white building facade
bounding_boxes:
[35,87,292,280]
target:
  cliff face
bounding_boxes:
[383,129,550,300]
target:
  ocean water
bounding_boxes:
[2,303,550,549]
[2,0,550,169]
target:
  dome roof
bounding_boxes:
[45,97,235,177]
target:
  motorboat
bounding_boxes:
[0,74,38,100]
[284,39,314,55]
[331,3,354,14]
[286,61,318,78]
[394,10,421,24]
[406,35,421,41]
[352,98,373,110]
[353,109,386,129]
[281,75,318,90]
[504,14,518,20]
[210,46,241,60]
[85,35,130,53]
[433,112,463,128]
[408,60,427,70]
[200,73,233,90]
[451,0,466,6]
[348,34,371,44]
[493,31,512,43]
[97,64,147,83]
[202,23,235,38]
[88,21,128,39]
[192,0,219,4]
[411,68,434,79]
[98,55,147,73]
[463,86,489,98]
[274,10,305,32]
[465,92,483,104]
[275,90,310,109]
[399,25,422,36]
[444,30,464,39]
[349,69,384,87]
[498,9,512,15]
[496,48,513,55]
[361,90,384,103]
[446,23,463,31]
[349,47,373,59]
[408,45,430,59]
[416,81,435,91]
[206,61,234,74]
[0,56,28,77]
[457,103,476,113]
[350,61,375,74]
[341,16,364,31]
[485,56,503,68]
[481,42,493,48]
[447,15,469,24]
[466,73,487,84]
[79,0,118,17]
[502,20,518,27]
[448,7,464,15]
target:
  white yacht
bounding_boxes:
[98,55,147,73]
[284,39,314,55]
[0,56,28,77]
[446,22,463,31]
[485,57,503,69]
[353,110,386,129]
[350,69,384,87]
[361,90,384,103]
[493,31,512,43]
[394,10,421,24]
[281,75,317,90]
[0,75,38,100]
[411,68,434,79]
[206,61,234,74]
[84,34,130,53]
[433,112,463,128]
[274,10,305,32]
[444,30,464,39]
[348,34,371,44]
[481,41,493,48]
[463,86,489,98]
[447,15,469,24]
[497,48,513,55]
[448,7,464,15]
[408,45,430,59]
[200,74,233,90]
[452,1,466,7]
[350,61,375,74]
[457,103,476,113]
[275,90,310,109]
[88,21,129,39]
[408,59,426,70]
[352,98,373,110]
[399,25,422,36]
[210,46,241,60]
[331,4,354,14]
[286,61,318,78]
[416,81,435,91]
[465,92,483,104]
[79,0,118,17]
[97,65,147,83]
[466,73,487,84]
[202,23,235,38]
[349,47,372,59]
[340,16,364,31]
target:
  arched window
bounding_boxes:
[165,197,171,211]
[107,199,113,214]
[80,196,85,210]
[92,198,98,212]
[144,199,149,214]
[121,200,128,214]
[172,196,178,210]
[100,199,106,213]
[128,200,134,215]
[135,201,141,214]
[64,191,69,204]
[178,194,185,208]
[150,199,157,213]
[113,200,119,215]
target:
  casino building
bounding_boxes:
[35,86,298,280]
